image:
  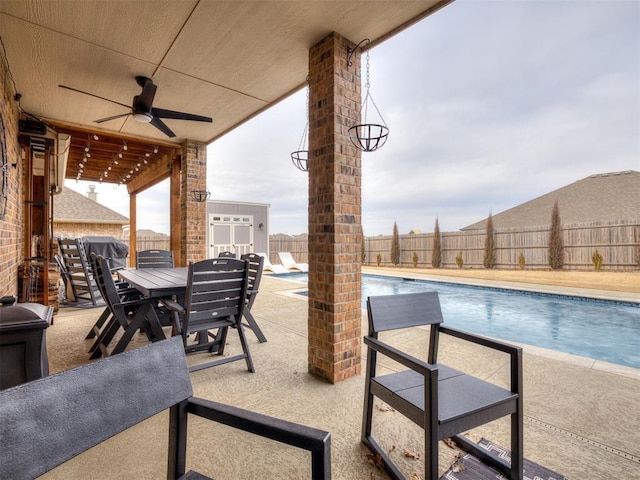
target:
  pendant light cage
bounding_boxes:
[348,42,389,152]
[291,81,310,172]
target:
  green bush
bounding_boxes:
[376,253,382,267]
[456,251,463,269]
[412,252,418,268]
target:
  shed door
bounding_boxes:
[208,214,254,258]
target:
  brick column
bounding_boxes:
[307,32,362,383]
[180,141,208,265]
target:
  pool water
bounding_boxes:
[278,272,640,369]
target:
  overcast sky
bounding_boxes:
[69,0,640,236]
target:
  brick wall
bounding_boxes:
[53,222,126,241]
[0,46,24,298]
[180,141,207,265]
[307,32,362,383]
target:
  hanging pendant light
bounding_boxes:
[291,80,310,172]
[347,39,389,152]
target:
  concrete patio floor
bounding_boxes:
[40,271,640,479]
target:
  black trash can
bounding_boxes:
[0,300,53,390]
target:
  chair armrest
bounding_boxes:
[364,336,436,378]
[186,397,331,480]
[439,326,522,394]
[159,297,185,314]
[439,326,521,355]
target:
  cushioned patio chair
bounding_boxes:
[362,291,523,480]
[0,336,331,480]
[278,251,309,272]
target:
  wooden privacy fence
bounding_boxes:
[269,221,640,271]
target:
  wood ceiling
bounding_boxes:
[1,0,452,185]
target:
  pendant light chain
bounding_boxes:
[362,49,386,128]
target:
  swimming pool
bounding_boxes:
[278,272,640,369]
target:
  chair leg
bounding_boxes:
[242,310,267,343]
[85,307,110,339]
[235,319,255,372]
[511,409,523,480]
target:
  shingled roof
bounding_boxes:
[53,186,128,224]
[462,170,640,230]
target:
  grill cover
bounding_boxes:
[81,236,129,270]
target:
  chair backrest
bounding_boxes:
[0,337,192,480]
[182,257,249,335]
[218,250,236,258]
[136,249,174,268]
[53,254,68,284]
[241,252,264,297]
[367,291,444,335]
[91,255,126,319]
[57,237,100,304]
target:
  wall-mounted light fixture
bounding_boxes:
[190,189,211,202]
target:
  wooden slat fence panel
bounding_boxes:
[269,220,640,271]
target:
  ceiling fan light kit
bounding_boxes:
[59,76,212,138]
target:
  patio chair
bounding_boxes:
[0,336,331,480]
[88,255,165,359]
[57,237,102,305]
[278,251,309,272]
[218,250,236,258]
[161,257,255,373]
[240,252,267,343]
[362,291,523,480]
[136,249,175,268]
[257,252,289,274]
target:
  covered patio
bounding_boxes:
[1,0,452,382]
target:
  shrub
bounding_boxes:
[483,212,496,269]
[456,251,463,269]
[390,222,400,265]
[412,252,418,267]
[518,252,526,270]
[548,201,564,270]
[376,252,382,266]
[592,249,603,270]
[431,218,442,268]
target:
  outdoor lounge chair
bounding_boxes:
[240,252,267,343]
[362,291,523,480]
[57,237,102,306]
[278,251,309,272]
[257,253,289,274]
[0,336,331,480]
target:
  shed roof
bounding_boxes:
[462,170,640,230]
[53,187,129,225]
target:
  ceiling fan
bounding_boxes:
[59,76,212,138]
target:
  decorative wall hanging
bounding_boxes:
[347,39,389,152]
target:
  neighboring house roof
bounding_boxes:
[53,186,129,224]
[462,170,640,230]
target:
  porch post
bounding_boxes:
[180,141,208,265]
[307,32,362,383]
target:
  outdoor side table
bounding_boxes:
[0,301,53,390]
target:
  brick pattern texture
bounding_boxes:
[180,141,208,265]
[307,32,363,383]
[0,46,24,298]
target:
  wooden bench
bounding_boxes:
[0,336,331,479]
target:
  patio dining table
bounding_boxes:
[117,267,188,299]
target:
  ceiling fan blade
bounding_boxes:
[135,76,157,112]
[94,113,131,123]
[150,116,176,138]
[59,84,131,109]
[152,107,212,123]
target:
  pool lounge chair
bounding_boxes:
[278,252,309,272]
[256,253,289,274]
